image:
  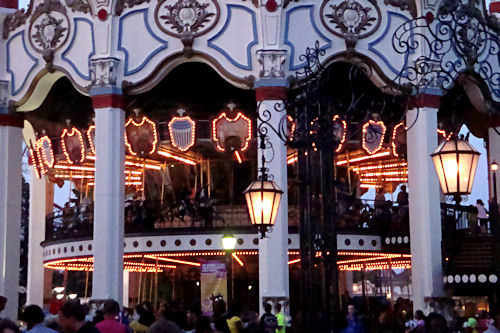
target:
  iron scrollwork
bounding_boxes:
[253,0,500,330]
[392,0,500,102]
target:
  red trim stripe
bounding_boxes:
[91,94,127,110]
[255,87,287,101]
[409,94,441,109]
[490,2,500,13]
[0,113,24,127]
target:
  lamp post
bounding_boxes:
[491,161,498,204]
[221,233,236,305]
[430,137,481,204]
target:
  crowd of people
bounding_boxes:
[0,294,499,333]
[0,296,291,333]
[338,304,500,333]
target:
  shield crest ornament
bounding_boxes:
[212,104,252,152]
[125,116,159,156]
[168,109,196,152]
[29,147,42,178]
[86,125,96,155]
[391,122,407,157]
[333,115,347,153]
[61,127,86,164]
[37,135,55,169]
[362,120,386,155]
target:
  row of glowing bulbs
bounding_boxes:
[31,112,253,174]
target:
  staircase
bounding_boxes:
[450,235,496,272]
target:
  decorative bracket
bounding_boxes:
[89,57,119,87]
[257,50,287,79]
[0,81,9,114]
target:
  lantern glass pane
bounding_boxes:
[244,191,257,225]
[441,152,459,194]
[432,153,448,194]
[270,191,282,227]
[458,152,473,193]
[466,153,479,194]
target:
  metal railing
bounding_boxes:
[45,198,411,242]
[441,203,499,274]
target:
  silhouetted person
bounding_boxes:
[95,300,127,333]
[58,300,100,333]
[0,319,19,333]
[21,305,57,333]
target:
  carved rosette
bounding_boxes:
[257,50,287,79]
[89,57,119,87]
[28,0,70,71]
[155,0,220,53]
[320,0,381,47]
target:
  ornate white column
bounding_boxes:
[256,84,289,313]
[406,97,443,312]
[26,169,46,306]
[122,271,129,307]
[0,112,23,319]
[90,58,125,303]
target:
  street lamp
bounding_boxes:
[53,286,65,294]
[430,137,480,203]
[221,233,237,250]
[491,160,498,202]
[221,234,236,305]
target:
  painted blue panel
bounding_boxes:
[284,5,331,70]
[61,18,96,80]
[118,8,169,76]
[207,4,258,70]
[368,11,414,76]
[6,31,39,96]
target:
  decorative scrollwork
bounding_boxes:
[392,0,500,100]
[3,10,28,39]
[154,0,220,54]
[320,0,381,48]
[155,0,219,37]
[295,41,326,83]
[65,0,92,14]
[115,0,151,16]
[384,0,417,17]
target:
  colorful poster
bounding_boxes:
[200,260,227,315]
